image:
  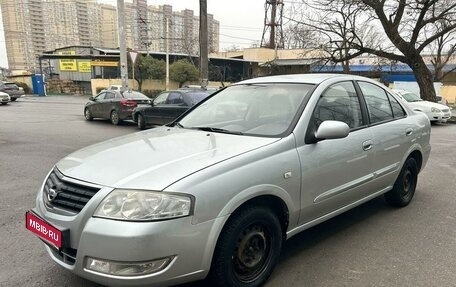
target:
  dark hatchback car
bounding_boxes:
[84,90,151,125]
[133,89,211,129]
[0,81,25,101]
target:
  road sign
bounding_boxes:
[129,51,139,65]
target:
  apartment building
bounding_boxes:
[1,0,220,71]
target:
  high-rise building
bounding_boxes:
[0,0,220,71]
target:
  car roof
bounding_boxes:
[235,73,367,85]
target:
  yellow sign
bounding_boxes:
[59,59,77,71]
[78,61,91,73]
[90,61,119,67]
[58,50,76,55]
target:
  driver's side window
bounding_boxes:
[154,92,168,105]
[95,92,106,101]
[312,81,363,130]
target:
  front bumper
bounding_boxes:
[33,186,227,287]
[428,111,452,122]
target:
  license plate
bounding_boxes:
[26,211,63,249]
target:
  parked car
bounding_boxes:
[133,89,211,129]
[84,90,151,125]
[26,74,430,287]
[0,91,10,105]
[393,89,452,123]
[0,81,25,101]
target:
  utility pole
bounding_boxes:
[199,0,208,88]
[117,0,128,90]
[165,17,170,90]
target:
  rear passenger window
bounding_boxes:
[358,82,393,124]
[388,94,406,118]
[312,81,363,130]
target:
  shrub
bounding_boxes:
[142,89,163,99]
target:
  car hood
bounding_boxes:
[56,127,278,190]
[407,101,449,112]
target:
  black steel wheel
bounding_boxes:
[137,114,146,130]
[385,157,418,207]
[110,110,121,125]
[209,205,282,287]
[84,108,93,121]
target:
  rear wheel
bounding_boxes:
[137,114,146,130]
[209,205,282,287]
[11,98,17,102]
[84,108,93,121]
[385,157,418,207]
[110,110,121,125]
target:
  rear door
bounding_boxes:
[90,92,106,117]
[297,81,375,223]
[99,91,116,118]
[356,81,414,191]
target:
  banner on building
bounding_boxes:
[78,61,91,73]
[90,61,119,67]
[59,59,77,71]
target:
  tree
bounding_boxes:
[129,55,166,91]
[287,0,456,101]
[427,21,456,82]
[170,59,199,87]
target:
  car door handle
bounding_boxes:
[362,140,373,151]
[405,128,413,136]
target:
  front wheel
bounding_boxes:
[84,108,93,121]
[209,206,282,287]
[110,110,121,125]
[1,102,7,105]
[384,157,418,207]
[11,98,17,102]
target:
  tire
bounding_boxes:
[209,205,282,287]
[11,98,17,102]
[384,157,418,207]
[1,102,7,105]
[84,108,93,121]
[137,114,146,130]
[110,110,121,125]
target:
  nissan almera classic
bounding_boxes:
[26,74,431,287]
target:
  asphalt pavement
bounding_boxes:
[1,96,455,287]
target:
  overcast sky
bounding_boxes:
[0,0,268,68]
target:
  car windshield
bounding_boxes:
[178,83,314,137]
[122,91,149,99]
[401,92,422,102]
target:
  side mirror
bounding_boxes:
[89,96,95,101]
[315,120,349,141]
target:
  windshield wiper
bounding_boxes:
[193,126,243,135]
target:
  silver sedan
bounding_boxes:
[27,74,431,287]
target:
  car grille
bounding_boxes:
[442,108,450,113]
[43,169,101,213]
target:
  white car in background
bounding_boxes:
[393,89,452,123]
[0,91,10,105]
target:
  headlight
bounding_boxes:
[94,189,193,221]
[431,107,441,113]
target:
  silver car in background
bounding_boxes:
[26,74,431,287]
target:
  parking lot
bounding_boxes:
[1,95,455,287]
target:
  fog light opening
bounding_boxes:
[85,256,174,276]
